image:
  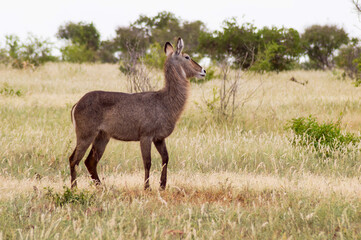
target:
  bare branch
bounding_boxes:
[121,40,155,93]
[353,0,361,12]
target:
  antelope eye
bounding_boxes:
[185,56,190,60]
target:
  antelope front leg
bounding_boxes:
[140,137,152,190]
[154,139,169,190]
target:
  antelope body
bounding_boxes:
[69,38,206,189]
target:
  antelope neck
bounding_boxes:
[161,64,190,120]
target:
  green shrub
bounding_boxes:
[251,41,299,73]
[60,44,97,63]
[286,115,360,150]
[1,34,57,69]
[143,42,166,69]
[20,34,57,67]
[45,186,95,207]
[353,57,361,85]
[353,79,361,87]
[0,83,22,96]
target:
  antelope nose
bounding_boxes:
[202,69,206,74]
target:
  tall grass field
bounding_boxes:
[2,63,361,239]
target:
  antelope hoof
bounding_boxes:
[91,179,102,187]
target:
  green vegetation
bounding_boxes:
[60,44,97,63]
[0,34,56,69]
[198,19,259,68]
[302,25,349,70]
[57,21,101,63]
[286,115,360,150]
[198,20,303,72]
[0,83,22,96]
[45,186,95,207]
[334,38,361,79]
[0,11,358,74]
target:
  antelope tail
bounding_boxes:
[70,103,78,130]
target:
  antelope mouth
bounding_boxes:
[195,72,206,79]
[199,68,206,78]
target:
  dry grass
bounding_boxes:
[2,171,361,202]
[2,63,361,239]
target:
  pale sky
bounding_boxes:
[0,0,360,44]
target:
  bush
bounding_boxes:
[20,34,57,67]
[60,44,97,63]
[45,186,95,207]
[286,115,360,150]
[143,42,166,69]
[251,27,302,72]
[1,34,57,69]
[251,42,298,72]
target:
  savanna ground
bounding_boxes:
[2,63,361,239]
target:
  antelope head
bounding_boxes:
[164,37,206,79]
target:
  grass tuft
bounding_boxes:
[45,186,95,207]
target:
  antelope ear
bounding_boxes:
[175,37,184,55]
[164,42,174,56]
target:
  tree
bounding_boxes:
[114,11,206,68]
[335,38,361,79]
[199,19,303,72]
[116,11,206,53]
[302,25,349,70]
[353,0,361,12]
[97,40,119,63]
[252,27,303,72]
[113,26,150,56]
[198,18,259,69]
[179,20,206,54]
[113,11,181,58]
[132,11,181,43]
[57,22,100,50]
[57,22,100,62]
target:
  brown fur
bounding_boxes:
[68,38,206,190]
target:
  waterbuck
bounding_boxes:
[69,38,206,190]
